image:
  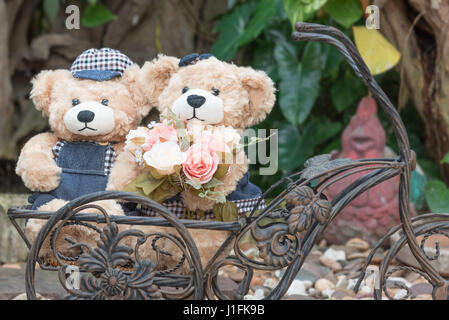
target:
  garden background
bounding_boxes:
[0,0,448,215]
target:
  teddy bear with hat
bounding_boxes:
[16,48,151,264]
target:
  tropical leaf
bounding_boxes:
[283,0,328,28]
[238,0,280,46]
[331,71,366,112]
[82,3,117,28]
[210,2,256,60]
[274,35,322,125]
[325,0,363,29]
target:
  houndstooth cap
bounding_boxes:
[70,48,133,81]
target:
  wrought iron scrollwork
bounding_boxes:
[61,222,162,300]
[248,185,330,268]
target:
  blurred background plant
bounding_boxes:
[0,0,448,215]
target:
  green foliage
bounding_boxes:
[331,70,365,112]
[43,0,60,24]
[210,2,257,60]
[325,0,363,29]
[38,0,116,32]
[425,180,449,213]
[212,0,445,212]
[283,0,328,28]
[441,151,449,164]
[82,2,117,28]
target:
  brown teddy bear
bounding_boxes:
[16,48,151,264]
[128,53,276,272]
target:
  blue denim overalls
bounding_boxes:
[227,172,262,201]
[29,141,112,210]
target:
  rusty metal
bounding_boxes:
[7,22,447,300]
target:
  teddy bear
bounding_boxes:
[124,53,276,272]
[16,48,151,264]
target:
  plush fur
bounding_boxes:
[16,64,151,263]
[135,55,276,272]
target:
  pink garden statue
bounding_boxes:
[323,96,408,245]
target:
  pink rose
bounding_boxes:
[142,120,178,151]
[183,143,219,184]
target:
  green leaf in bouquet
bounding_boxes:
[168,173,184,192]
[213,201,239,222]
[135,172,166,196]
[199,190,227,204]
[148,166,166,180]
[203,177,224,189]
[123,172,152,194]
[186,178,203,190]
[213,164,230,180]
[178,128,191,152]
[151,179,179,203]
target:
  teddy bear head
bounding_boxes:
[31,48,150,143]
[138,53,276,130]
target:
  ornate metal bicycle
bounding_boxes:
[8,22,448,300]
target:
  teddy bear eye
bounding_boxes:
[101,99,109,106]
[211,87,220,96]
[182,87,189,94]
[72,98,80,106]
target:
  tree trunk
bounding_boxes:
[375,0,449,183]
[0,0,227,161]
[0,0,14,160]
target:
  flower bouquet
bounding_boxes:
[123,114,246,221]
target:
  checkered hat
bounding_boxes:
[70,48,133,81]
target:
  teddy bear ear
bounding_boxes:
[30,69,72,116]
[121,64,153,119]
[237,66,276,128]
[137,54,180,108]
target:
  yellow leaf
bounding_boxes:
[352,26,401,76]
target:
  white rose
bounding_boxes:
[212,125,242,150]
[143,141,187,175]
[125,126,152,152]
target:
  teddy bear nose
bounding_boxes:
[77,110,95,123]
[187,95,206,109]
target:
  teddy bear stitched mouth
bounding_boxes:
[78,124,98,132]
[186,111,205,121]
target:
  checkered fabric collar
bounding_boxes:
[140,196,266,220]
[70,48,133,81]
[52,140,116,175]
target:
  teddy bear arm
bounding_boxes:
[16,132,62,192]
[106,149,144,191]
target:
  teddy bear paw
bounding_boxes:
[24,165,62,192]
